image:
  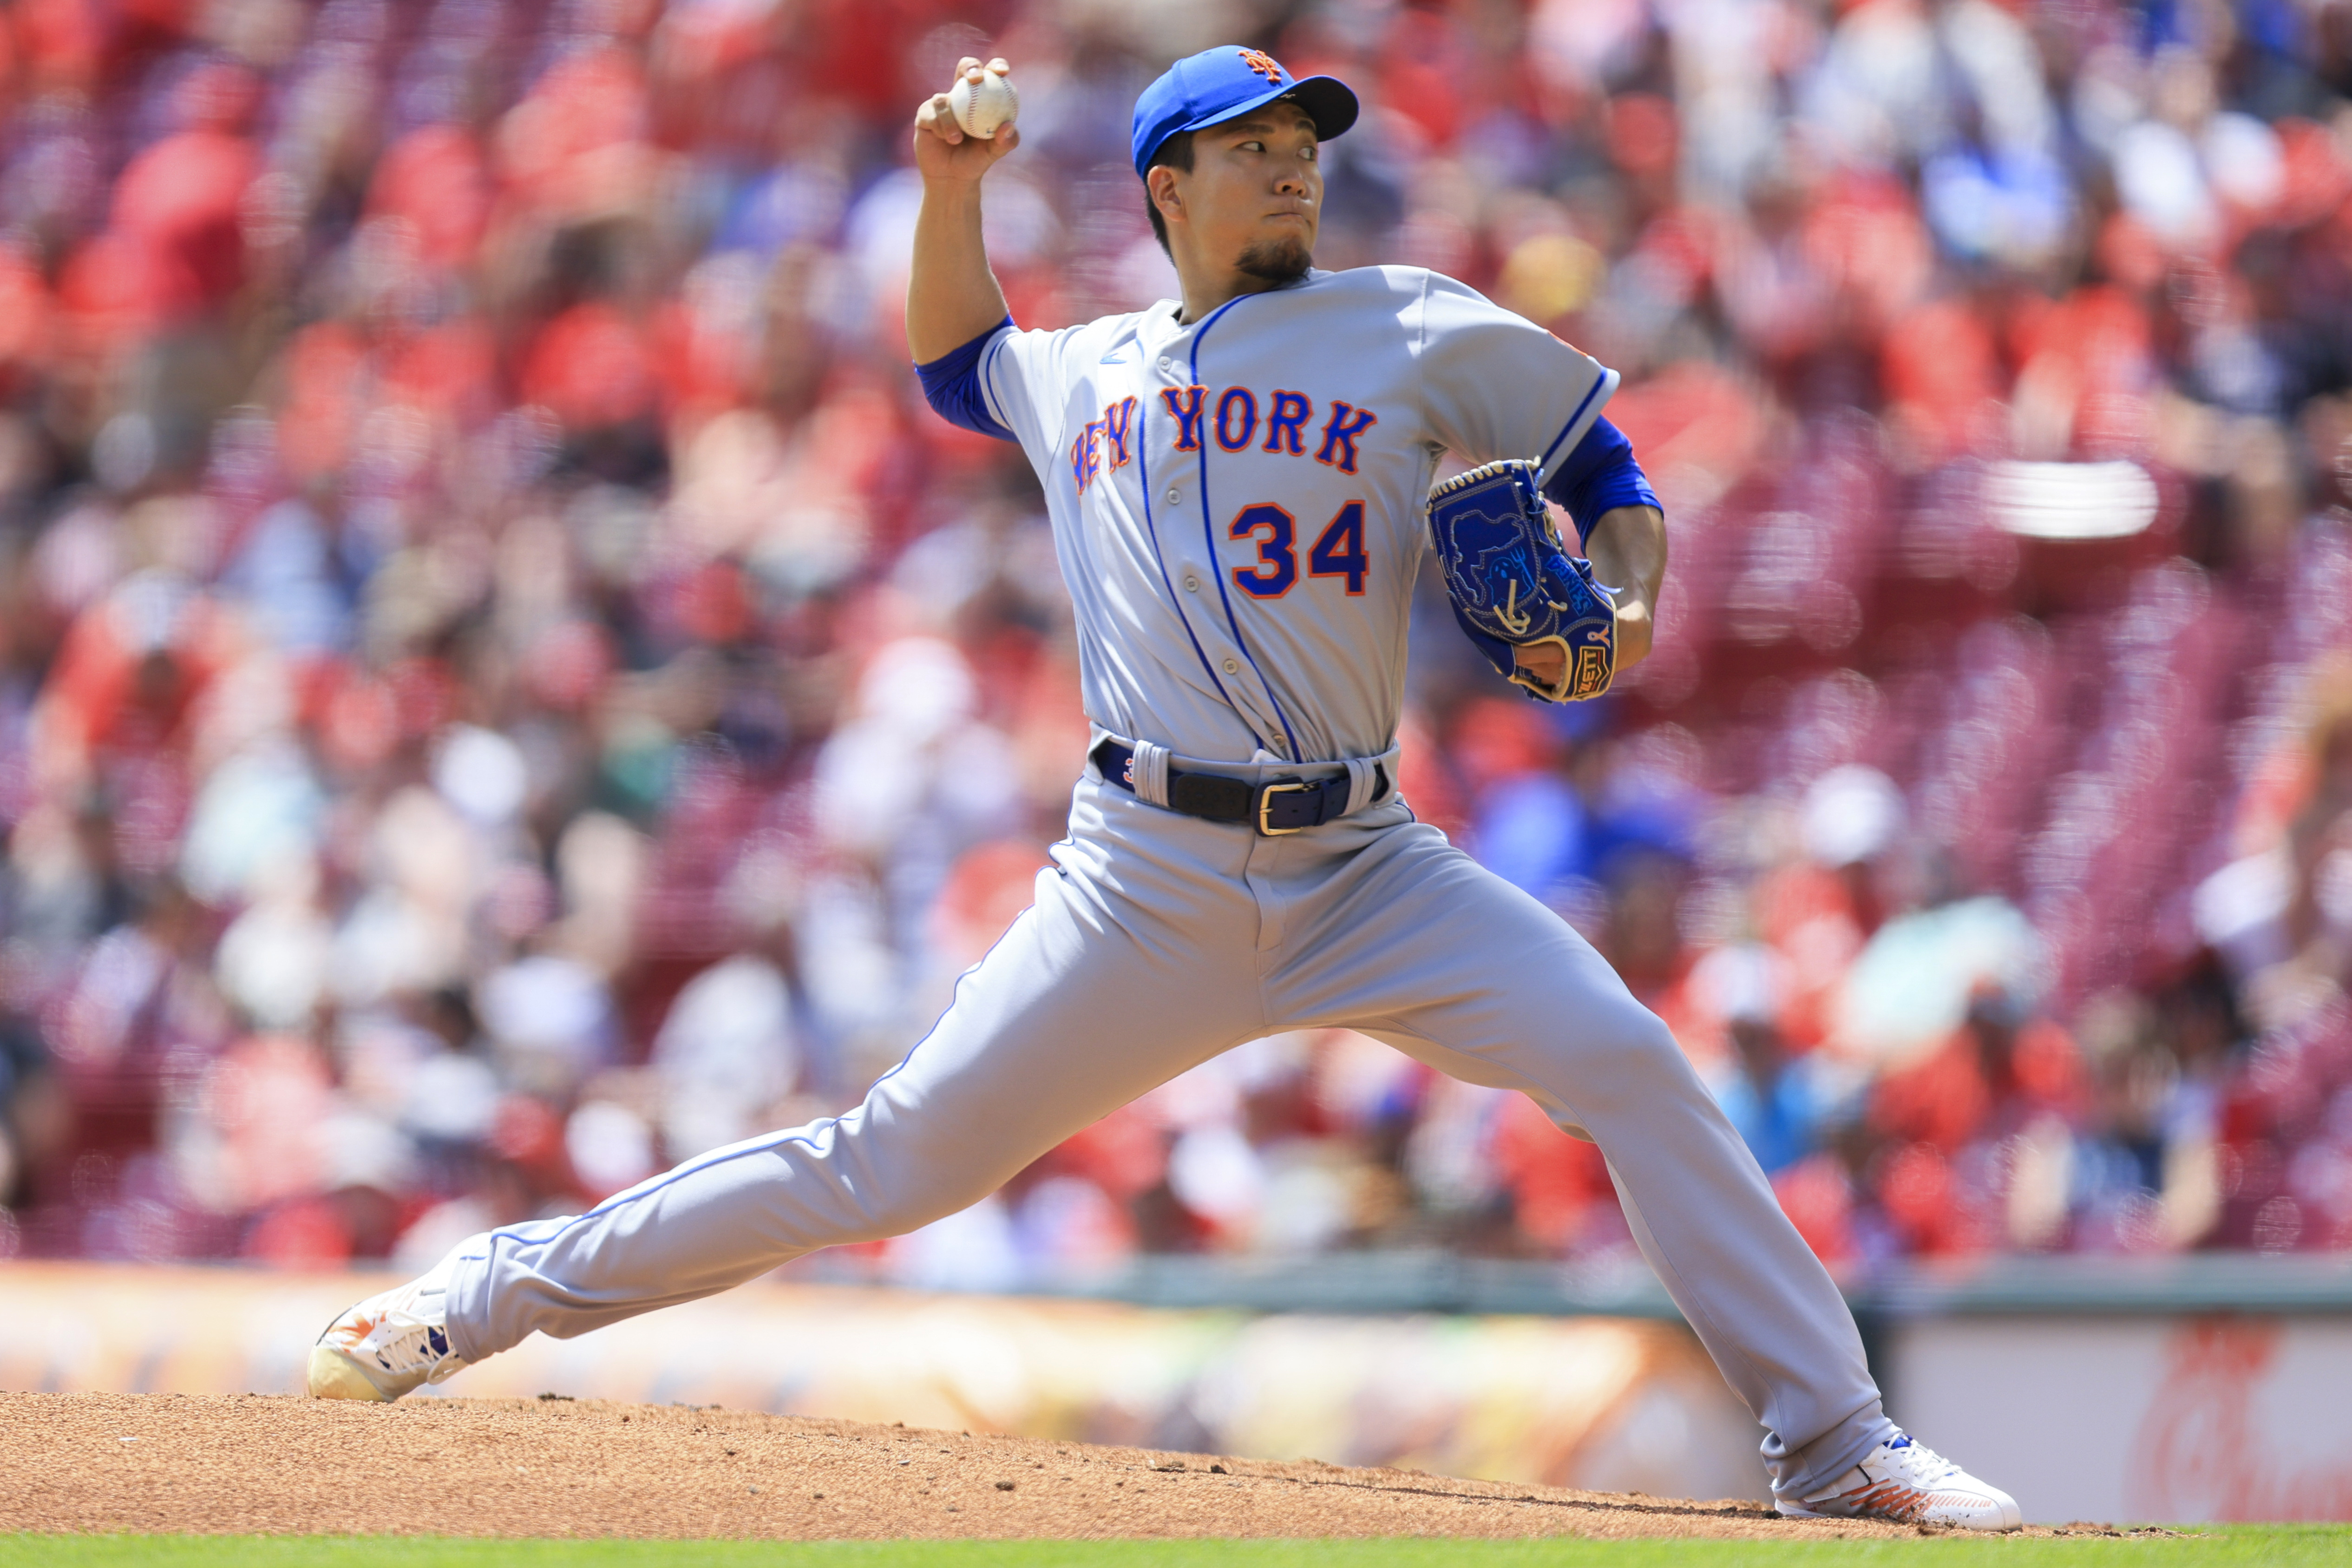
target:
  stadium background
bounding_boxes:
[1,0,2351,1524]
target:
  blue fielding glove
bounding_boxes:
[1427,458,1617,703]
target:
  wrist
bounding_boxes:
[919,172,988,201]
[1611,599,1654,670]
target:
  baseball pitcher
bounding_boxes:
[308,46,2019,1530]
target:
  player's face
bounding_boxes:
[1175,103,1322,282]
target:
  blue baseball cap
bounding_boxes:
[1130,46,1359,182]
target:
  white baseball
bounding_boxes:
[948,67,1018,139]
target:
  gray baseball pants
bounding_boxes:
[443,760,1894,1498]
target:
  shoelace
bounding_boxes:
[352,1313,455,1376]
[1875,1435,1962,1488]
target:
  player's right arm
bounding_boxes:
[907,57,1020,364]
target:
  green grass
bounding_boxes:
[1,1530,2344,1568]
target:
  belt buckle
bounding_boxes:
[1256,778,1311,836]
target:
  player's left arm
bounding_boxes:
[1514,417,1666,686]
[1574,501,1665,669]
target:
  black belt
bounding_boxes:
[1092,740,1386,836]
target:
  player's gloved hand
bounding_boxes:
[913,57,1021,181]
[1428,458,1618,703]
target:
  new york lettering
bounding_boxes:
[1067,387,1382,492]
[1070,395,1141,493]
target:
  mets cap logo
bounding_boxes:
[1238,48,1285,83]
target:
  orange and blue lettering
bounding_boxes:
[1103,395,1139,470]
[1163,385,1206,452]
[1307,500,1369,594]
[1071,418,1104,492]
[1315,401,1378,474]
[1263,390,1314,454]
[1229,502,1298,597]
[1215,387,1258,452]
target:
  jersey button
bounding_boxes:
[1166,488,1180,504]
[1183,575,1199,592]
[1157,357,1173,372]
[1221,657,1240,674]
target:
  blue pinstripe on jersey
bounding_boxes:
[1537,372,1612,475]
[1189,294,1303,761]
[1133,402,1246,716]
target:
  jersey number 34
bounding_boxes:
[1230,501,1369,598]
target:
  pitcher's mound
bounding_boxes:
[1,1391,2022,1539]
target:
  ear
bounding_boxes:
[1147,165,1183,224]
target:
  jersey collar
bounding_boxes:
[1160,268,1331,330]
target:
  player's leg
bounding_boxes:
[452,861,1257,1355]
[1266,820,2011,1523]
[312,822,1263,1397]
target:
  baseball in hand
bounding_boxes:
[948,66,1018,139]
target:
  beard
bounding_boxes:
[1235,233,1313,284]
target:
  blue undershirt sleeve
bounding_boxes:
[913,315,1017,442]
[1541,416,1661,548]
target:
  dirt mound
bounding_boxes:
[1,1391,2024,1539]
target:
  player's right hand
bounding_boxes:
[913,58,1020,183]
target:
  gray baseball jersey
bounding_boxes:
[976,266,1617,765]
[436,266,1898,1506]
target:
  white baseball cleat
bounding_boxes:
[307,1246,473,1402]
[1777,1432,2023,1530]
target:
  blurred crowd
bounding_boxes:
[1,0,2351,1285]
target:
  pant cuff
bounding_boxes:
[1772,1397,1899,1500]
[438,1233,498,1365]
